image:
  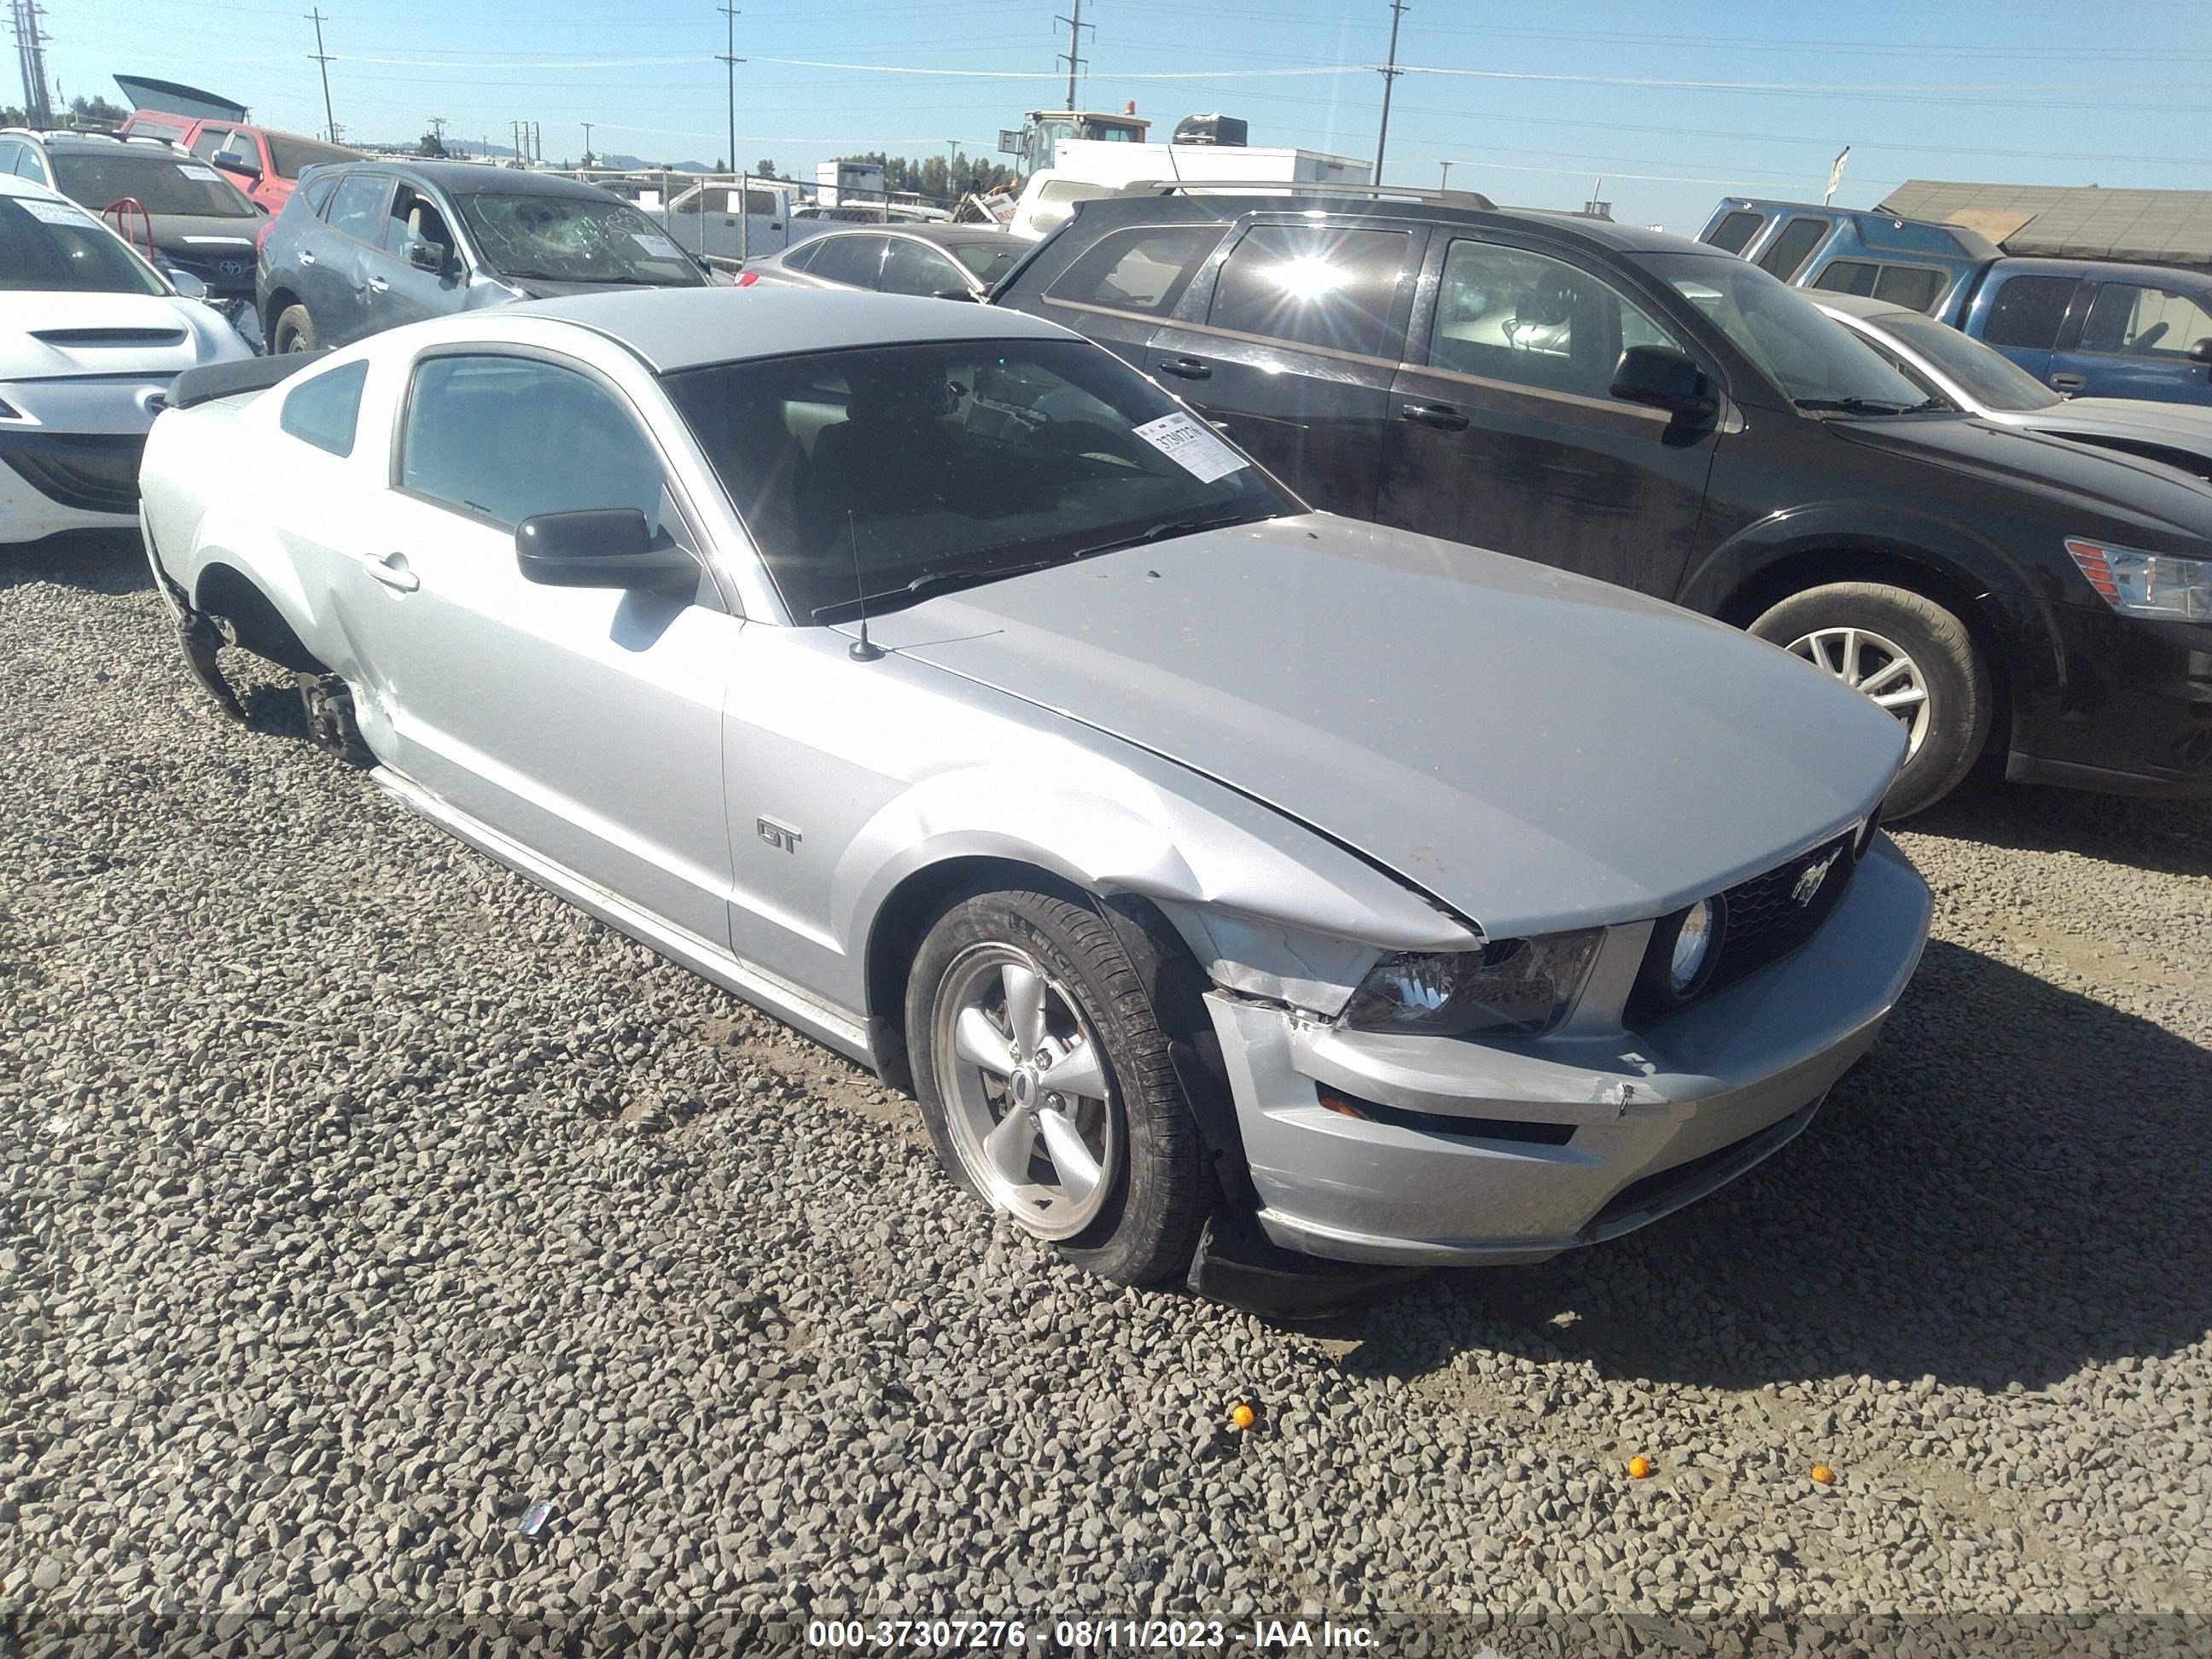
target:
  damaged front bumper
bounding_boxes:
[1204,836,1931,1267]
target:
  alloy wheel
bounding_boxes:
[1787,625,1932,756]
[930,943,1117,1241]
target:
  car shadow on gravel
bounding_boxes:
[1319,937,2212,1396]
[0,529,153,594]
[1904,775,2212,880]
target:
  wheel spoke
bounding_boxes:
[1871,684,1927,711]
[1035,1107,1102,1201]
[1856,655,1914,696]
[1037,1038,1105,1102]
[981,1103,1039,1185]
[1838,628,1866,687]
[954,1006,1014,1075]
[1001,963,1046,1057]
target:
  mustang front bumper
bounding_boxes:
[1205,835,1931,1266]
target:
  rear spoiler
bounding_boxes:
[168,349,330,410]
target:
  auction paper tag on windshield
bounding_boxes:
[631,230,684,258]
[177,164,224,181]
[19,197,94,226]
[1132,411,1247,484]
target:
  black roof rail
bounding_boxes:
[1113,178,1499,212]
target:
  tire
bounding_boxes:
[905,886,1209,1286]
[295,672,376,769]
[272,304,318,354]
[1749,580,1991,819]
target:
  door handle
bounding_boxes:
[1157,356,1212,381]
[366,551,419,593]
[2049,373,2086,393]
[298,249,317,265]
[366,275,389,294]
[1401,400,1470,431]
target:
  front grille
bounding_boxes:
[1627,830,1859,1025]
[1,434,145,513]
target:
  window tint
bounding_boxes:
[1755,217,1829,281]
[1809,260,1946,315]
[2078,281,2212,359]
[779,237,823,273]
[51,153,255,218]
[1704,211,1765,255]
[806,234,887,288]
[279,359,370,457]
[1207,224,1410,358]
[1427,238,1679,399]
[325,173,389,243]
[1045,222,1221,317]
[400,356,666,530]
[1982,275,2080,351]
[744,188,779,218]
[880,238,963,296]
[1809,259,1880,299]
[302,174,340,218]
[951,239,1020,285]
[1876,310,2060,412]
[189,127,233,160]
[0,195,166,295]
[1642,252,1924,408]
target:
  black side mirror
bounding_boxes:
[515,509,696,591]
[2189,337,2212,365]
[218,151,263,178]
[1610,345,1718,421]
[405,237,445,272]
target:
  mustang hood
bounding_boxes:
[870,516,1906,940]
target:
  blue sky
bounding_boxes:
[37,0,2212,231]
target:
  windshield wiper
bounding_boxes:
[1793,395,1921,416]
[810,560,1068,625]
[1068,510,1276,560]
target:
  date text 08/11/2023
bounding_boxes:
[802,1617,1380,1650]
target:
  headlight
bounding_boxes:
[1669,899,1717,993]
[1341,929,1604,1038]
[2066,538,2212,622]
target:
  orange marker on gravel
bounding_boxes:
[1810,1463,1837,1485]
[1229,1403,1256,1431]
[1627,1455,1652,1479]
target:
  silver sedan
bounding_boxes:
[140,288,1930,1292]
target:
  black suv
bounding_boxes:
[993,184,2212,815]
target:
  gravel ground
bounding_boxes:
[4,534,2210,1656]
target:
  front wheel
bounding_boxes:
[905,888,1209,1286]
[271,304,318,354]
[1749,580,1991,818]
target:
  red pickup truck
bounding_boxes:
[116,111,360,217]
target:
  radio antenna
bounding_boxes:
[847,510,883,661]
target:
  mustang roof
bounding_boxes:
[526,287,1069,373]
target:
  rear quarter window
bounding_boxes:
[1043,222,1223,317]
[1704,211,1765,254]
[279,359,370,457]
[1982,275,2080,351]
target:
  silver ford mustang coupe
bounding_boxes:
[140,288,1930,1293]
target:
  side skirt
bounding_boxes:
[370,766,876,1068]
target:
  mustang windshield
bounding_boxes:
[663,338,1291,620]
[453,193,706,287]
[0,195,166,294]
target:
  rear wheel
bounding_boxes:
[1749,580,1990,818]
[272,304,318,354]
[906,887,1209,1286]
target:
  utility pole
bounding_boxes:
[532,120,541,163]
[715,3,742,180]
[1373,0,1406,187]
[1437,160,1452,191]
[305,9,336,145]
[581,120,594,166]
[9,0,55,129]
[1055,0,1091,111]
[428,115,448,154]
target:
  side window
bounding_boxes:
[386,184,455,262]
[1044,223,1222,317]
[2079,282,2212,359]
[780,238,822,273]
[1982,275,2081,351]
[742,188,779,218]
[880,238,962,297]
[399,355,666,532]
[1809,259,1880,299]
[14,145,49,182]
[189,127,232,160]
[1207,224,1412,358]
[1755,217,1829,281]
[1426,237,1679,400]
[279,359,370,457]
[1704,212,1766,255]
[302,174,340,218]
[1872,265,1945,313]
[325,174,389,244]
[806,234,888,288]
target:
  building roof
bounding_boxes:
[1877,179,2212,273]
[525,286,1069,373]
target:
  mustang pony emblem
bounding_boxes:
[1791,851,1840,908]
